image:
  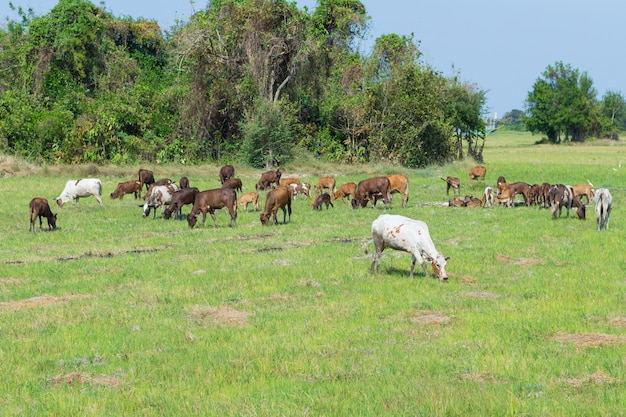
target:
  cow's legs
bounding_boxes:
[94,194,103,206]
[209,210,219,228]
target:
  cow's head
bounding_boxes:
[50,213,57,230]
[577,205,586,220]
[187,213,198,229]
[431,254,449,281]
[259,212,270,225]
[56,198,64,208]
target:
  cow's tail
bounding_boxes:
[587,179,594,188]
[97,180,103,196]
[362,239,372,255]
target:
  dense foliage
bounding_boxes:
[0,0,489,166]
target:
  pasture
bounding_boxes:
[1,132,626,416]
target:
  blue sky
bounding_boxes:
[1,0,624,119]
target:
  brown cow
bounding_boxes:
[469,166,487,181]
[110,180,141,200]
[332,182,357,203]
[163,187,199,220]
[352,177,392,209]
[219,165,235,184]
[387,174,409,207]
[179,176,190,189]
[539,182,552,208]
[222,178,243,193]
[572,182,595,204]
[549,184,586,220]
[256,169,282,191]
[138,169,155,192]
[495,181,531,207]
[442,176,460,196]
[448,197,467,207]
[496,176,507,197]
[315,176,336,195]
[312,193,334,210]
[187,188,237,229]
[280,178,301,188]
[464,195,483,208]
[29,197,57,232]
[237,192,260,212]
[260,186,292,225]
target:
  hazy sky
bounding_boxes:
[1,0,624,118]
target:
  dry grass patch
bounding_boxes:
[51,372,122,390]
[554,332,626,348]
[458,372,501,383]
[0,294,89,311]
[609,317,626,328]
[189,305,250,327]
[495,253,543,266]
[409,310,451,326]
[463,291,499,299]
[559,370,621,388]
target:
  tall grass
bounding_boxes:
[1,132,625,416]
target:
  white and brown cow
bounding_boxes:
[141,183,179,218]
[594,188,612,231]
[368,214,448,280]
[55,178,103,208]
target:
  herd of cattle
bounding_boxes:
[27,164,614,280]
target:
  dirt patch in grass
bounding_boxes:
[410,310,451,326]
[609,317,626,328]
[189,305,250,327]
[463,291,499,299]
[458,372,500,383]
[559,370,621,388]
[554,331,626,348]
[0,294,89,311]
[496,254,543,266]
[450,273,477,283]
[51,372,122,389]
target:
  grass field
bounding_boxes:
[1,131,626,416]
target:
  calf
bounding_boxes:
[142,184,179,218]
[352,176,392,209]
[222,178,243,192]
[56,178,103,208]
[260,187,292,225]
[256,169,282,191]
[138,169,155,192]
[290,182,311,199]
[179,176,190,189]
[481,186,494,207]
[187,188,237,229]
[442,176,460,196]
[496,176,507,197]
[315,176,336,195]
[448,197,467,207]
[368,214,448,280]
[572,181,595,204]
[549,184,586,220]
[594,188,612,231]
[237,192,260,212]
[464,195,483,208]
[110,180,141,200]
[219,165,235,184]
[163,187,199,220]
[312,193,333,210]
[280,177,301,188]
[332,182,357,203]
[29,197,57,232]
[469,166,487,181]
[387,174,409,207]
[495,181,531,207]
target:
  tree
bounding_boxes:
[600,90,626,139]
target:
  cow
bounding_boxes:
[494,181,531,207]
[179,177,190,189]
[441,176,460,196]
[56,178,103,208]
[256,169,282,191]
[367,214,448,280]
[237,192,260,212]
[219,165,235,184]
[110,180,141,200]
[448,197,467,207]
[315,176,336,195]
[549,184,586,220]
[352,177,392,209]
[222,178,243,193]
[387,174,409,207]
[29,197,57,232]
[290,182,311,199]
[469,166,487,181]
[464,195,483,208]
[572,181,595,205]
[594,188,612,231]
[141,183,179,218]
[496,176,507,197]
[312,193,333,210]
[528,184,542,206]
[187,188,237,229]
[332,182,357,203]
[481,186,494,207]
[539,182,552,208]
[280,178,301,188]
[138,169,155,192]
[260,186,292,225]
[163,187,199,220]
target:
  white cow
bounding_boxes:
[55,178,103,208]
[482,186,494,207]
[368,214,449,280]
[141,184,179,218]
[594,188,612,231]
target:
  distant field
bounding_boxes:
[1,131,625,416]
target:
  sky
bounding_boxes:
[1,0,624,119]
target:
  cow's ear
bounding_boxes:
[444,256,450,260]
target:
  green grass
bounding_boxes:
[1,132,626,415]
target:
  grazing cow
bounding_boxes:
[539,182,552,208]
[141,183,179,218]
[163,187,199,220]
[469,166,487,181]
[179,177,190,189]
[138,169,155,192]
[29,197,57,232]
[260,186,292,225]
[549,184,586,220]
[110,180,141,200]
[332,182,357,203]
[572,181,595,204]
[496,176,507,197]
[387,174,410,207]
[315,176,336,195]
[368,214,448,280]
[290,182,311,199]
[442,176,460,196]
[495,181,531,207]
[256,169,282,191]
[312,193,334,210]
[280,178,301,188]
[352,177,392,209]
[187,188,237,229]
[219,165,235,184]
[222,178,243,193]
[56,178,103,208]
[237,192,260,212]
[594,188,612,231]
[528,184,541,206]
[481,186,494,207]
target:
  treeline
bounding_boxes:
[0,0,487,167]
